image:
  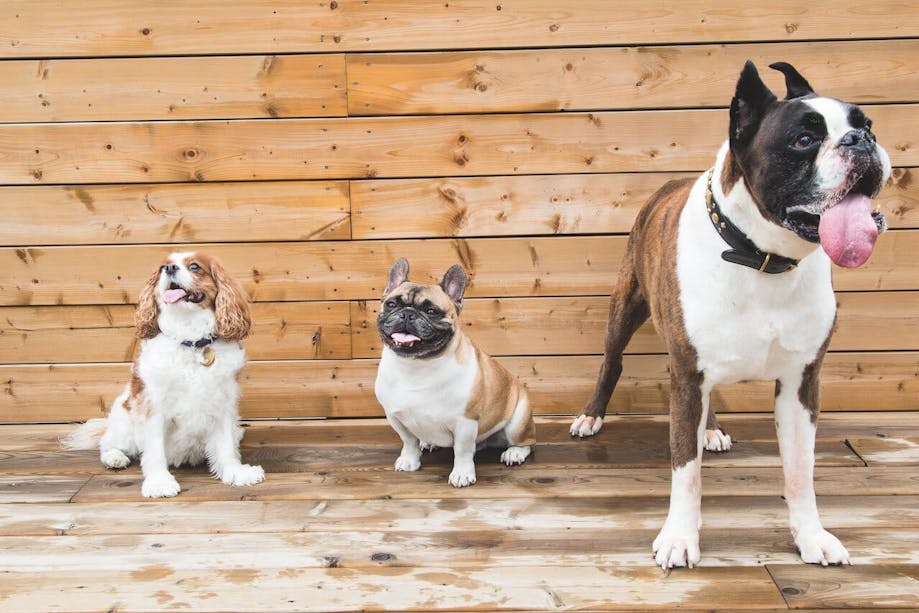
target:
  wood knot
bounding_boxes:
[370,552,395,562]
[183,148,200,160]
[548,23,559,32]
[140,27,151,36]
[330,0,338,8]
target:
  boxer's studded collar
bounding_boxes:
[704,169,799,274]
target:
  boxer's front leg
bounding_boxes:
[653,368,707,569]
[776,366,849,565]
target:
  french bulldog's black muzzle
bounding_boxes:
[377,306,454,358]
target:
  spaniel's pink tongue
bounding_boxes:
[391,332,421,345]
[163,288,187,304]
[818,193,878,268]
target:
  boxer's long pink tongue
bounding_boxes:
[163,288,187,304]
[391,332,421,346]
[818,193,878,268]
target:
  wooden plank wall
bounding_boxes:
[1,1,917,423]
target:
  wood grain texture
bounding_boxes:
[348,40,919,115]
[69,465,919,503]
[0,181,350,246]
[4,493,916,536]
[351,167,919,238]
[0,565,787,611]
[2,0,915,57]
[0,54,346,122]
[847,437,919,466]
[0,301,351,363]
[0,475,89,503]
[1,105,915,184]
[768,564,919,609]
[3,230,918,306]
[352,291,919,357]
[2,352,917,422]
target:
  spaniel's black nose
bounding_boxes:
[164,264,179,275]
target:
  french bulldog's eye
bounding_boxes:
[385,300,397,309]
[188,263,201,272]
[426,307,438,316]
[793,132,817,149]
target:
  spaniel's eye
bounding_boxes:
[188,263,201,272]
[385,300,397,309]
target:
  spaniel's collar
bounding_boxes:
[180,334,217,349]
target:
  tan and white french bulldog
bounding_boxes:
[374,258,536,487]
[571,62,890,568]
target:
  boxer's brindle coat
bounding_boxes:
[571,62,890,568]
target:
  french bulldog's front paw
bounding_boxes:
[448,464,477,488]
[796,528,851,566]
[219,463,265,487]
[100,448,131,469]
[703,428,733,452]
[394,454,421,472]
[419,441,439,452]
[141,473,181,498]
[570,414,603,438]
[500,445,531,466]
[653,522,701,569]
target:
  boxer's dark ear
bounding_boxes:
[769,62,816,99]
[383,258,410,298]
[730,61,778,150]
[440,264,467,313]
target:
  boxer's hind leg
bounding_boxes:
[571,260,649,438]
[703,406,733,452]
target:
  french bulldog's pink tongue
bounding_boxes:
[818,193,878,268]
[163,288,187,304]
[391,332,421,344]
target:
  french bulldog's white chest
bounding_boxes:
[675,176,837,385]
[375,346,478,448]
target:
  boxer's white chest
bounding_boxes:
[675,176,837,385]
[375,342,478,448]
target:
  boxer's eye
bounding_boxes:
[793,132,817,149]
[865,119,873,132]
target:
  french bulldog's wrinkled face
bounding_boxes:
[729,61,890,244]
[377,258,468,359]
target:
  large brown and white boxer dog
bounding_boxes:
[570,61,890,568]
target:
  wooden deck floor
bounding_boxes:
[1,412,918,611]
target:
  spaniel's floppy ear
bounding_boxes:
[134,266,161,339]
[211,258,252,341]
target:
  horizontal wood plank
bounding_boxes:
[847,437,919,466]
[1,436,861,475]
[348,40,919,115]
[352,292,919,357]
[4,494,916,536]
[0,181,350,246]
[4,527,915,572]
[3,231,918,306]
[69,465,919,502]
[768,564,919,609]
[0,105,915,184]
[0,564,786,611]
[0,301,351,363]
[2,0,915,57]
[2,352,917,423]
[7,412,919,452]
[0,54,346,123]
[0,475,89,503]
[351,167,919,238]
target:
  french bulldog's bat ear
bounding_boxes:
[440,264,468,312]
[730,60,778,150]
[769,62,816,99]
[383,257,410,297]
